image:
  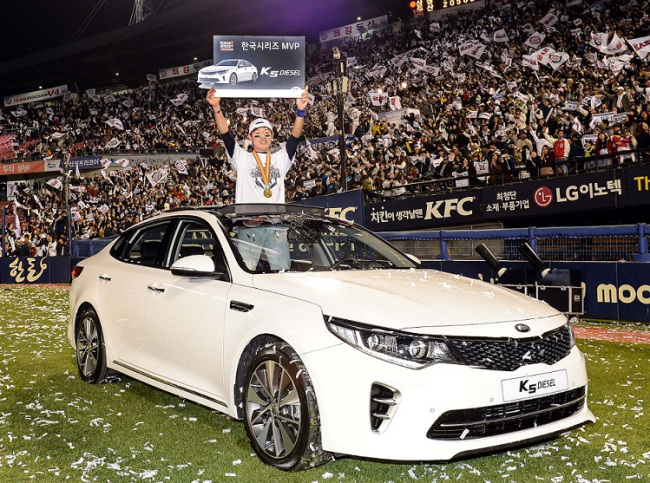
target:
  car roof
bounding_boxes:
[168,203,325,219]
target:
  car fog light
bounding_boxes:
[408,340,427,358]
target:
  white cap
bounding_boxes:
[248,118,273,134]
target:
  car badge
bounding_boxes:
[515,323,531,333]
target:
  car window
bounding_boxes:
[167,219,229,276]
[224,215,415,273]
[121,221,171,268]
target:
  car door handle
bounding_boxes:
[99,274,112,282]
[230,300,254,312]
[147,284,165,293]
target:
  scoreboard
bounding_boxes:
[413,0,484,13]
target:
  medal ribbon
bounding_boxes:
[252,151,272,188]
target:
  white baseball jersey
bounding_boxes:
[227,143,294,204]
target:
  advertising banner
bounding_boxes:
[4,85,68,107]
[295,189,365,225]
[482,171,623,220]
[1,161,44,176]
[366,190,483,231]
[624,164,650,206]
[198,36,305,98]
[0,256,71,284]
[63,156,105,171]
[43,160,64,172]
[159,60,212,81]
[615,262,650,322]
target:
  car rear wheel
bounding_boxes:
[75,308,110,384]
[230,73,237,85]
[243,341,330,471]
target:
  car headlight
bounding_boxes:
[325,317,458,369]
[567,316,578,349]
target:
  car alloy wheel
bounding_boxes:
[252,72,258,82]
[243,342,330,471]
[75,308,109,384]
[230,73,237,85]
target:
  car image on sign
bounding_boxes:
[197,59,258,87]
[68,204,595,471]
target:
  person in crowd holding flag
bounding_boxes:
[205,86,310,204]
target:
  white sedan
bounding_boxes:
[68,204,594,471]
[197,59,258,87]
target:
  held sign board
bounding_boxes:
[482,171,623,220]
[198,36,305,98]
[366,190,482,231]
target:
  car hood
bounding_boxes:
[252,269,560,331]
[202,66,231,73]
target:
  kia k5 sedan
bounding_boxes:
[197,59,258,87]
[68,204,594,471]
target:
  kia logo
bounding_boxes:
[515,324,531,333]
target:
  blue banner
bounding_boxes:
[295,189,365,225]
[0,256,72,284]
[482,170,623,220]
[624,164,650,206]
[64,156,104,170]
[365,189,483,231]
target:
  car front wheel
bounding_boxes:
[243,341,330,471]
[230,73,237,85]
[75,308,110,384]
[252,72,258,82]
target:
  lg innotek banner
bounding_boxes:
[198,35,305,98]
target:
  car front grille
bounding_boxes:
[427,386,586,440]
[446,324,572,371]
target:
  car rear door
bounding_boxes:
[97,220,173,369]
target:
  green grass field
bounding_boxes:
[0,286,648,482]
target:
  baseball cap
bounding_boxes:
[249,118,273,134]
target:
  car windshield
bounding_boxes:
[216,60,238,67]
[220,213,416,274]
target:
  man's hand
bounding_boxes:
[206,87,221,108]
[296,86,309,110]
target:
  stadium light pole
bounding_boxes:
[330,47,349,191]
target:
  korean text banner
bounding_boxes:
[198,36,305,98]
[159,60,212,80]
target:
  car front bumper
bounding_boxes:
[198,73,229,85]
[304,343,594,461]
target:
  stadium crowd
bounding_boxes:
[1,0,650,256]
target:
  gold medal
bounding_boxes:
[252,150,273,200]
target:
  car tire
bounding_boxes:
[243,341,330,471]
[252,72,258,82]
[75,308,110,384]
[230,73,237,86]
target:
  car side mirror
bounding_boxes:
[406,253,422,266]
[171,254,216,277]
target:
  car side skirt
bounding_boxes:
[113,360,229,410]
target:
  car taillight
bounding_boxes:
[71,266,84,280]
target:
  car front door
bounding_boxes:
[142,218,231,404]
